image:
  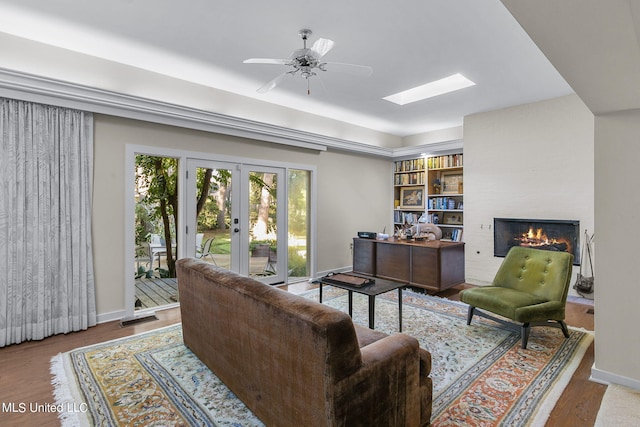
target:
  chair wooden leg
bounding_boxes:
[559,320,570,338]
[466,306,475,325]
[521,323,531,349]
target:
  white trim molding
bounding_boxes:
[591,365,640,390]
[0,67,461,158]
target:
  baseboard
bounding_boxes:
[96,304,175,325]
[591,364,640,390]
[96,309,126,324]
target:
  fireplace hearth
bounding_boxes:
[494,218,580,265]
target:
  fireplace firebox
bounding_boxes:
[494,218,580,265]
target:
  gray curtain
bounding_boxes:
[0,98,96,347]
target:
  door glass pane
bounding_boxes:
[288,169,310,282]
[248,171,277,278]
[134,154,179,310]
[195,167,232,270]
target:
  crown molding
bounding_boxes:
[0,68,459,158]
[391,139,464,158]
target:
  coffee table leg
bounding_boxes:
[398,287,403,332]
[368,296,375,329]
[348,290,353,317]
[319,283,323,303]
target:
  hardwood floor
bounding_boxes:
[0,309,181,427]
[0,284,605,427]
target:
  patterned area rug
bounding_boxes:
[50,289,592,426]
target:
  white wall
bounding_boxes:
[592,110,640,387]
[93,114,391,317]
[463,94,594,295]
[501,0,640,391]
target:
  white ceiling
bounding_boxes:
[0,0,574,137]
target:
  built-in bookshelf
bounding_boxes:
[393,153,463,241]
[393,158,426,228]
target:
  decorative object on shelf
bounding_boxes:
[399,186,424,209]
[441,171,463,194]
[410,223,443,241]
[433,178,441,194]
[443,212,463,225]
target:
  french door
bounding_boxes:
[185,159,287,284]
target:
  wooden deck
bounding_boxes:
[135,277,178,309]
[135,257,276,310]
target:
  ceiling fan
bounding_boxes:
[243,29,373,94]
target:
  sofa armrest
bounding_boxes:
[332,333,430,427]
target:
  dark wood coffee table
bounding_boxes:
[317,272,404,331]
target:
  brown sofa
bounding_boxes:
[177,258,432,426]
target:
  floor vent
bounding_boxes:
[120,314,158,327]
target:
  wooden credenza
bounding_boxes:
[353,237,465,292]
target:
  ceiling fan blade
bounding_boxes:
[256,72,290,93]
[323,62,373,77]
[310,38,335,58]
[313,73,329,96]
[244,58,289,65]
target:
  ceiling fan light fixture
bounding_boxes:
[244,29,371,94]
[383,73,475,105]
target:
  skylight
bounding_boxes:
[383,73,476,105]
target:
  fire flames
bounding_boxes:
[516,227,572,253]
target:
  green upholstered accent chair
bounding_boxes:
[460,246,574,349]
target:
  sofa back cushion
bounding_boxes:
[493,246,574,302]
[177,258,363,425]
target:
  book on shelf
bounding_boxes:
[393,210,424,225]
[404,212,420,224]
[451,228,463,242]
[394,158,425,172]
[428,197,462,210]
[408,213,437,224]
[394,171,425,185]
[427,154,463,169]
